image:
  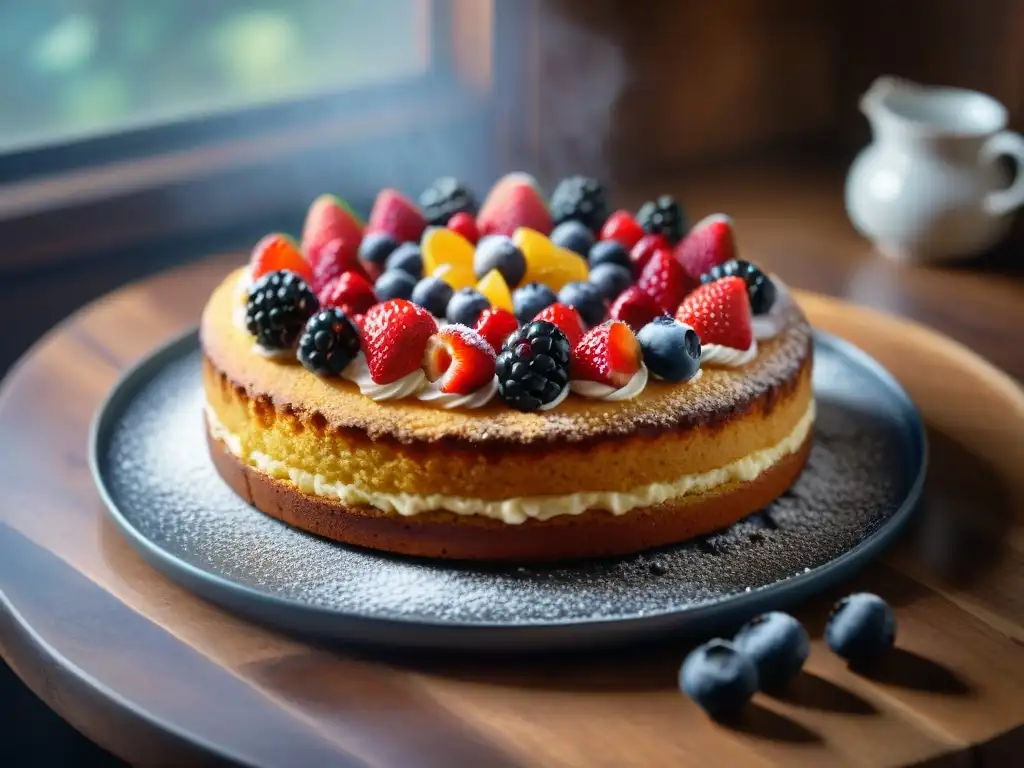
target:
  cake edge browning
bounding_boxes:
[207,427,813,561]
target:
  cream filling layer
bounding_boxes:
[205,398,815,525]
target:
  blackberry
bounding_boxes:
[298,308,361,376]
[701,259,777,315]
[496,321,571,411]
[246,270,319,350]
[637,195,686,244]
[419,177,477,226]
[549,175,608,234]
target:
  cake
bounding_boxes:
[200,174,814,561]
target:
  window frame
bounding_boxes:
[0,0,527,271]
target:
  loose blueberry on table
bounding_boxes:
[679,639,759,719]
[826,593,896,667]
[733,611,810,690]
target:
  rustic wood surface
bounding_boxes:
[2,167,1024,767]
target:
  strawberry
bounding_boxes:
[318,270,377,315]
[310,237,370,292]
[447,211,480,245]
[362,299,438,384]
[600,210,645,250]
[637,247,695,313]
[249,233,312,283]
[674,214,736,280]
[423,325,496,394]
[533,302,586,349]
[301,193,363,266]
[351,313,366,336]
[629,234,669,276]
[676,276,753,350]
[477,173,551,238]
[609,286,665,332]
[366,189,427,243]
[474,307,519,354]
[572,320,642,387]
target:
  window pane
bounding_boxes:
[0,0,428,151]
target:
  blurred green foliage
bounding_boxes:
[0,0,422,150]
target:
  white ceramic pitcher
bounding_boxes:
[845,76,1024,262]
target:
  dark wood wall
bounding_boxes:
[519,0,1024,183]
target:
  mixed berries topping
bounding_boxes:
[572,320,642,388]
[246,270,319,350]
[676,214,736,283]
[250,234,312,285]
[496,321,571,411]
[474,307,519,355]
[677,276,754,351]
[549,175,608,234]
[298,308,361,376]
[423,325,496,395]
[637,316,701,382]
[240,174,782,409]
[637,195,686,244]
[702,258,776,315]
[419,177,477,226]
[362,299,437,384]
[533,302,586,350]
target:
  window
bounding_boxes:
[0,1,428,152]
[0,0,511,268]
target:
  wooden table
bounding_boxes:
[2,167,1024,766]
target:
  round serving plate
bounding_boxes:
[90,330,926,652]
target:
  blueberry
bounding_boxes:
[558,281,606,327]
[733,612,809,691]
[358,232,398,268]
[474,235,527,286]
[679,639,758,719]
[588,262,633,301]
[513,282,558,325]
[410,276,454,318]
[636,316,701,382]
[588,239,630,269]
[446,287,491,326]
[373,270,417,301]
[385,242,423,278]
[826,593,896,667]
[550,220,595,256]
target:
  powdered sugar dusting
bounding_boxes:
[97,334,919,628]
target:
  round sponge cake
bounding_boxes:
[200,268,814,561]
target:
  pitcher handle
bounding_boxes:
[982,131,1024,216]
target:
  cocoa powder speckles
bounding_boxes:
[95,334,922,630]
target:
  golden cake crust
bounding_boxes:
[201,268,813,445]
[201,266,814,559]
